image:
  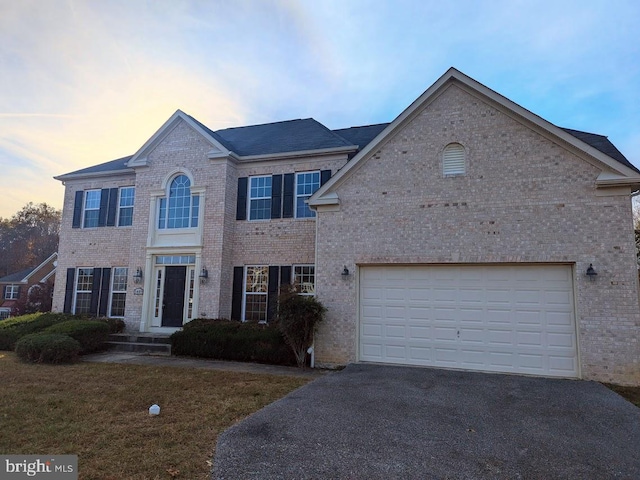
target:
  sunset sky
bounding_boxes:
[1,0,639,218]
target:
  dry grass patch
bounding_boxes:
[0,352,308,479]
[605,383,640,408]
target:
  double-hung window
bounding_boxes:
[249,176,272,220]
[109,267,128,317]
[295,171,320,218]
[158,175,199,229]
[83,190,101,228]
[118,187,135,227]
[4,285,20,300]
[74,268,94,314]
[294,265,315,295]
[244,266,269,322]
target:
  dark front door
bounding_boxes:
[162,266,186,327]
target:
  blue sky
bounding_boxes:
[1,0,639,218]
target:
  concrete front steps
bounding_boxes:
[106,333,172,356]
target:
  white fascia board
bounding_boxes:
[127,110,230,167]
[54,168,134,182]
[308,192,340,208]
[23,253,58,282]
[233,145,357,163]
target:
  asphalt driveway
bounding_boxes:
[213,364,640,479]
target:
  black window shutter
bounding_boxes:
[320,169,331,186]
[63,268,75,313]
[2,286,6,299]
[280,266,292,286]
[89,268,102,316]
[267,266,280,322]
[270,174,283,219]
[231,266,244,320]
[98,189,110,227]
[236,177,248,220]
[106,188,118,226]
[16,286,21,299]
[72,191,84,228]
[282,173,294,218]
[99,268,111,316]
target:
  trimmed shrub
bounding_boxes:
[15,333,81,364]
[44,320,110,354]
[97,317,126,334]
[171,319,295,366]
[0,313,78,351]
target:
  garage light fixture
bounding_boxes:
[586,264,597,280]
[341,266,350,276]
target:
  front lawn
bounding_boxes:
[0,352,308,479]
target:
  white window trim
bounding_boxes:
[73,267,94,315]
[295,171,320,219]
[117,186,135,228]
[158,175,200,230]
[293,264,315,296]
[248,175,272,221]
[108,267,128,318]
[242,265,269,322]
[82,189,101,228]
[4,285,20,300]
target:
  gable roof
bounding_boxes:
[310,68,640,207]
[55,72,638,183]
[216,118,354,157]
[560,128,638,173]
[0,253,58,285]
[333,123,390,150]
[54,156,133,181]
[0,267,35,284]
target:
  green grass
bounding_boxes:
[0,352,308,479]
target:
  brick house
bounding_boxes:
[52,68,640,384]
[0,252,57,319]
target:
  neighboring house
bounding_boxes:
[0,253,58,319]
[52,68,640,385]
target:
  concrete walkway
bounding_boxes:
[82,351,325,378]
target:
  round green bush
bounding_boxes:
[44,320,110,354]
[15,333,81,364]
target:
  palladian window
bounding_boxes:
[158,175,200,229]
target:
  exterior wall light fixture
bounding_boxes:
[341,266,350,276]
[133,268,143,284]
[586,264,597,281]
[200,268,209,284]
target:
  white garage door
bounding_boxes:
[359,265,578,377]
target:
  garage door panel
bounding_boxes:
[360,265,578,378]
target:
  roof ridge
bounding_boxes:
[333,122,391,131]
[215,118,310,132]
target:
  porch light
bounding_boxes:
[341,266,350,276]
[133,268,143,284]
[200,267,209,284]
[586,264,597,281]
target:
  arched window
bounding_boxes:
[443,143,466,176]
[158,175,200,229]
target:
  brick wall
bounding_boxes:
[314,84,640,385]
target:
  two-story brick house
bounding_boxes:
[53,68,640,384]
